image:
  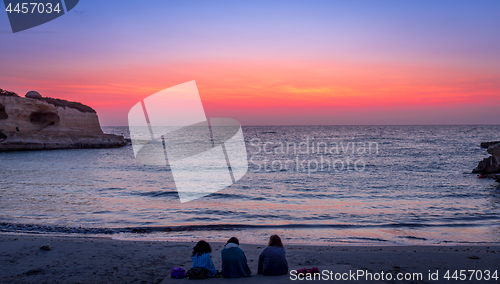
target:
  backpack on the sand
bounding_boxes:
[187,267,210,279]
[171,267,187,279]
[296,267,320,277]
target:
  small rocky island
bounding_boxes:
[0,88,127,151]
[473,141,500,181]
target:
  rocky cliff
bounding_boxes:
[473,141,500,181]
[0,89,127,151]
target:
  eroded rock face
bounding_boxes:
[0,92,127,151]
[0,95,103,135]
[488,143,500,157]
[0,103,7,120]
[473,142,500,175]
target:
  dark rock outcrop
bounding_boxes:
[0,132,127,151]
[0,89,127,151]
[481,141,500,149]
[0,103,7,119]
[473,141,500,180]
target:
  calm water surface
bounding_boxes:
[1,125,499,245]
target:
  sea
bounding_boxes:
[1,125,500,246]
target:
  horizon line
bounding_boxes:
[102,124,500,127]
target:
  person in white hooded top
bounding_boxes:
[221,237,251,278]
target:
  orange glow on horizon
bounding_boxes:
[2,58,499,125]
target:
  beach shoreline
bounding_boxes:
[1,233,499,283]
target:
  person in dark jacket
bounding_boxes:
[221,237,252,278]
[258,235,288,276]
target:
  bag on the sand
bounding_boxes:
[296,267,320,277]
[187,267,210,279]
[171,267,187,279]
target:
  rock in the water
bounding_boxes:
[40,244,52,251]
[25,91,42,99]
[473,156,500,174]
[488,174,500,181]
[474,142,500,175]
[481,141,500,148]
[487,143,500,156]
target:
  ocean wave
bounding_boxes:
[2,222,499,236]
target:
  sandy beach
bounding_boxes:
[1,233,499,284]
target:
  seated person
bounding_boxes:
[191,240,217,277]
[221,237,252,278]
[258,235,289,276]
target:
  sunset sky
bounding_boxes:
[1,0,499,125]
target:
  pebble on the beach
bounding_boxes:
[40,244,52,251]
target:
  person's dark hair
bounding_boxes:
[268,235,283,247]
[192,240,212,257]
[226,237,239,246]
